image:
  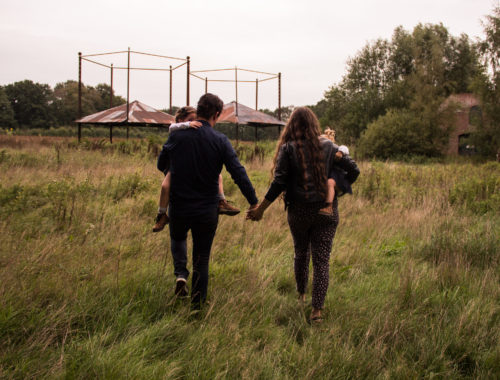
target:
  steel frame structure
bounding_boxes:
[190,67,282,120]
[77,48,189,142]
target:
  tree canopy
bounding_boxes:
[312,21,485,157]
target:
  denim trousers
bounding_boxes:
[169,210,219,306]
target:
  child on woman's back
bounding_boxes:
[153,106,240,232]
[318,128,358,215]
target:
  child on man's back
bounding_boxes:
[153,106,240,232]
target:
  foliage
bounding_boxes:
[0,86,16,128]
[4,80,55,128]
[357,108,450,159]
[52,81,125,126]
[313,22,481,150]
[259,105,293,122]
[469,6,500,157]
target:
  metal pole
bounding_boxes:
[169,65,172,114]
[110,63,114,108]
[255,78,259,110]
[78,52,82,143]
[205,77,208,94]
[186,56,190,106]
[126,47,130,122]
[235,67,238,116]
[278,72,282,121]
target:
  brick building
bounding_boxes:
[442,93,482,155]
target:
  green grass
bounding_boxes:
[0,137,499,379]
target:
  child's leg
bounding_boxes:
[217,174,240,215]
[218,174,225,200]
[153,172,170,232]
[159,172,171,213]
[319,179,335,215]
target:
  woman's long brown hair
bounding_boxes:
[272,107,327,198]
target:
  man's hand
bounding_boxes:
[190,121,202,129]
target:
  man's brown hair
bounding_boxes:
[196,93,223,120]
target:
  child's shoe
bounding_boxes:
[218,199,240,216]
[152,212,169,232]
[318,203,333,216]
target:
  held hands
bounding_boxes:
[246,203,264,221]
[246,199,272,222]
[189,121,203,129]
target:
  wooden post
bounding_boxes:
[186,56,190,106]
[110,63,114,108]
[235,67,238,117]
[205,77,208,94]
[278,72,282,121]
[255,78,259,110]
[169,65,172,114]
[78,52,82,143]
[110,125,113,144]
[126,47,130,122]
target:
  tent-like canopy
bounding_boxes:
[218,101,285,126]
[76,100,175,125]
[75,100,175,142]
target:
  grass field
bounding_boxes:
[0,136,499,379]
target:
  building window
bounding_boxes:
[469,106,482,128]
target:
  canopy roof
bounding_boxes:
[217,101,285,126]
[75,100,175,125]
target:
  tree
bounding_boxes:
[470,6,500,157]
[315,22,481,150]
[259,105,293,122]
[95,83,125,111]
[357,108,451,159]
[0,86,16,128]
[52,81,126,125]
[4,80,55,128]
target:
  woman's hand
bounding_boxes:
[246,199,272,221]
[246,204,264,221]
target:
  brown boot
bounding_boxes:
[218,199,240,216]
[152,212,169,232]
[318,203,333,216]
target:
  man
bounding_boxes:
[157,93,258,309]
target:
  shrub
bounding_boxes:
[357,109,447,159]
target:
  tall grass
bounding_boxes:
[0,136,499,379]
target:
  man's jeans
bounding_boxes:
[169,210,219,306]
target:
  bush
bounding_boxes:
[357,109,447,159]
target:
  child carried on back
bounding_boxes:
[153,106,240,232]
[318,128,358,215]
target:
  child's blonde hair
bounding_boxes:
[175,106,197,122]
[323,127,336,143]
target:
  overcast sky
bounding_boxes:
[0,0,496,110]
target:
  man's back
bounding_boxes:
[158,121,257,218]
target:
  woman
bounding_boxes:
[247,107,359,322]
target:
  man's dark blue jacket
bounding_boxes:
[157,121,258,217]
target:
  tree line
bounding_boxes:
[0,80,126,129]
[310,6,499,158]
